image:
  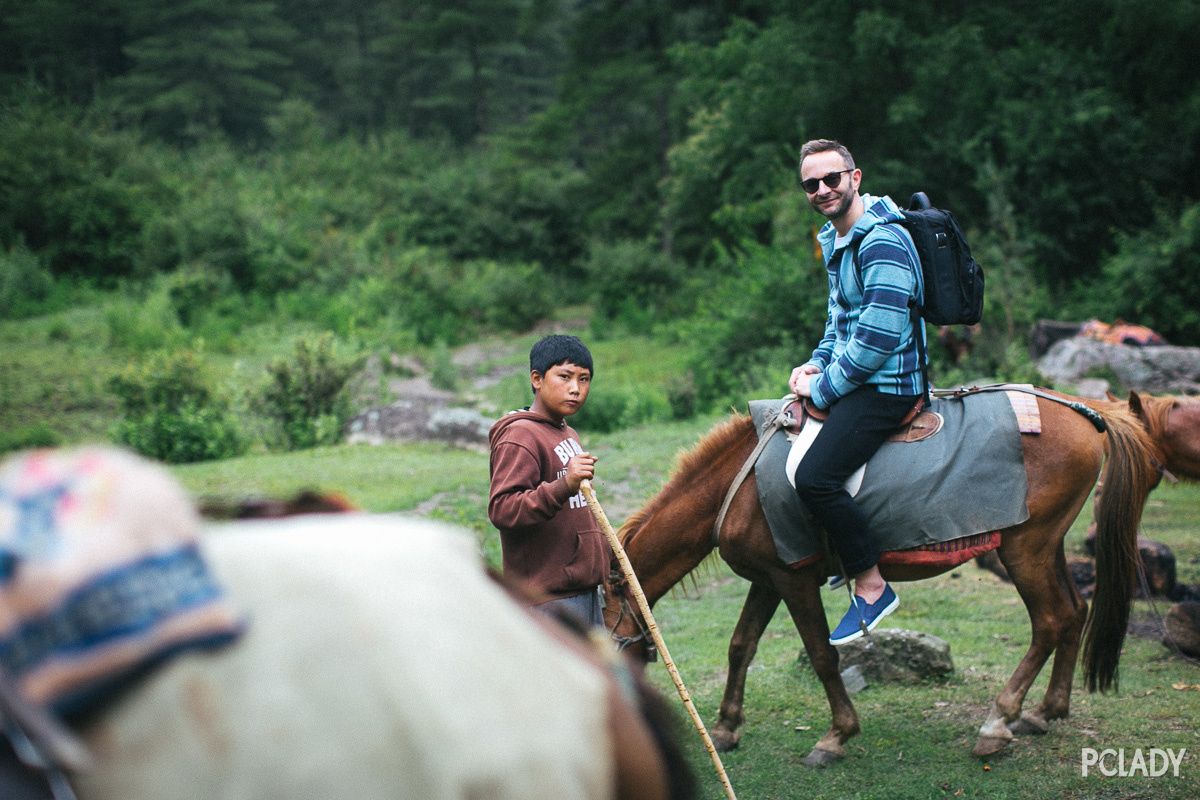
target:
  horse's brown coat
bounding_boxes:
[604,394,1160,763]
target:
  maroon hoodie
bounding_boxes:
[488,410,610,600]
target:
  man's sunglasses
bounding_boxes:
[800,169,852,194]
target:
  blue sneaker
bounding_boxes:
[827,574,846,590]
[829,584,899,645]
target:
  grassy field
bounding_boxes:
[169,414,1200,800]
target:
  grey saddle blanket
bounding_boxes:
[748,392,1030,566]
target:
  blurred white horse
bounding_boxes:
[0,449,691,800]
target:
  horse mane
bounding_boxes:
[618,413,756,547]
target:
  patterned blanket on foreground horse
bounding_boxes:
[0,448,245,717]
[748,390,1030,568]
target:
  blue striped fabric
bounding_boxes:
[805,195,926,409]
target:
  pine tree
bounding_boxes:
[114,0,295,141]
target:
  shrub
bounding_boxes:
[0,241,53,318]
[0,421,63,455]
[256,333,364,450]
[684,240,828,407]
[166,265,233,327]
[1093,201,1200,346]
[104,285,186,352]
[427,340,459,392]
[585,239,685,335]
[109,348,244,463]
[460,260,550,333]
[573,385,671,434]
[0,93,170,282]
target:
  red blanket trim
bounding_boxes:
[789,531,1001,570]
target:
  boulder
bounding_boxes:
[1080,532,1175,597]
[427,407,494,445]
[1038,337,1200,394]
[834,628,953,683]
[345,399,492,448]
[1136,538,1178,598]
[1067,557,1096,598]
[1164,602,1200,658]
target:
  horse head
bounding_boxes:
[1128,390,1200,482]
[604,566,657,664]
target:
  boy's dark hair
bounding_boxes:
[529,335,593,377]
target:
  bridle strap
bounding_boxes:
[606,576,657,661]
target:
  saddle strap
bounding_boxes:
[712,404,793,547]
[934,384,1107,433]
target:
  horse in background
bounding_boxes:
[0,448,694,800]
[603,392,1161,764]
[1123,390,1200,481]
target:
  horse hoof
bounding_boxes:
[804,747,843,767]
[1008,712,1049,736]
[711,728,740,753]
[972,736,1011,757]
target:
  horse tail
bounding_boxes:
[1082,404,1158,693]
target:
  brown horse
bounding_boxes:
[603,392,1162,765]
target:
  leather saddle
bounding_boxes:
[781,396,943,443]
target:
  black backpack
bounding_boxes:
[896,192,985,326]
[850,192,985,401]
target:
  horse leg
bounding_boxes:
[777,570,860,766]
[711,582,781,752]
[973,528,1079,756]
[1009,547,1088,737]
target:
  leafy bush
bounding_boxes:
[1093,202,1200,346]
[585,239,685,335]
[573,385,671,434]
[0,240,53,318]
[0,421,63,455]
[109,348,244,463]
[104,285,186,352]
[684,240,828,407]
[165,265,234,327]
[255,333,364,450]
[0,94,170,281]
[460,260,549,333]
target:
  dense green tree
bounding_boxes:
[112,0,295,142]
[372,0,567,142]
[0,94,169,279]
[0,0,128,104]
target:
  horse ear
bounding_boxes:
[1105,390,1119,402]
[1128,390,1145,419]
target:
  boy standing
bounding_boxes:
[488,335,610,626]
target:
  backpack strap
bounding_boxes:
[847,230,931,406]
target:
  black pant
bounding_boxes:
[792,385,919,577]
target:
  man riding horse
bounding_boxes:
[789,139,925,645]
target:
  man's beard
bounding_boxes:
[814,189,855,221]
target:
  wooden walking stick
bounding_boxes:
[580,479,737,800]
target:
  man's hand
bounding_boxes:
[564,453,597,493]
[789,364,820,397]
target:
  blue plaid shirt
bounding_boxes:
[805,194,926,409]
